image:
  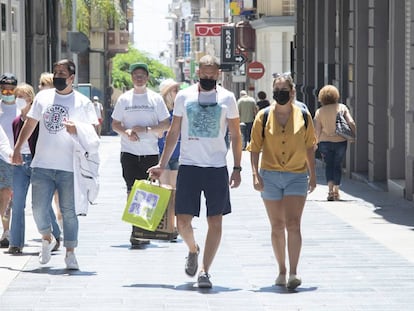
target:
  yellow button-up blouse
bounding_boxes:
[247,104,316,173]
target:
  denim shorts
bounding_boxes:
[166,158,179,170]
[175,165,231,217]
[260,169,308,200]
[0,158,13,189]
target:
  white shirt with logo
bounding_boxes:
[173,84,238,167]
[111,88,170,156]
[28,88,98,172]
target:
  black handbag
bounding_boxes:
[335,112,355,140]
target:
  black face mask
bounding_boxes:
[199,78,216,91]
[273,90,291,105]
[53,77,68,91]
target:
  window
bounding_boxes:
[1,4,6,31]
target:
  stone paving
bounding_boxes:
[0,136,414,310]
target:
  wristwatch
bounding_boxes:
[233,166,242,172]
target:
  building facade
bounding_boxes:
[295,0,414,201]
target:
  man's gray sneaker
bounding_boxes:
[197,271,212,288]
[185,244,199,276]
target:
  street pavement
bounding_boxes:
[1,135,414,310]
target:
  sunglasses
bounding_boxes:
[1,89,15,95]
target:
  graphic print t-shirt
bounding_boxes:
[28,88,98,172]
[174,84,238,167]
[111,89,170,156]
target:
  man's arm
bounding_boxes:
[227,117,242,188]
[147,116,181,179]
[112,119,139,141]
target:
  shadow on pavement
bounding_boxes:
[124,282,242,293]
[252,285,318,294]
[22,267,97,276]
[316,159,414,228]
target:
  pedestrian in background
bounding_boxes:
[237,90,257,150]
[158,79,180,238]
[247,73,316,290]
[256,91,270,111]
[0,73,19,248]
[92,96,104,137]
[314,84,356,201]
[111,62,170,248]
[38,72,54,90]
[148,54,242,289]
[38,72,62,230]
[12,59,98,270]
[8,83,61,254]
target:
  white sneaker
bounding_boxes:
[65,252,79,270]
[39,235,57,264]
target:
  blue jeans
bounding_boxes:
[318,141,348,185]
[10,155,61,248]
[31,167,77,248]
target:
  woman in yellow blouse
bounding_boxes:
[314,85,356,201]
[247,74,316,290]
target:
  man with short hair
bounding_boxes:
[0,73,19,248]
[148,54,242,288]
[237,90,257,150]
[111,62,170,248]
[12,59,99,270]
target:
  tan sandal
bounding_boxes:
[327,192,335,201]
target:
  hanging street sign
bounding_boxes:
[220,26,247,65]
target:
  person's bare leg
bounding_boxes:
[176,214,197,252]
[283,195,306,276]
[263,199,287,277]
[199,215,222,273]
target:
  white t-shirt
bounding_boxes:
[0,100,20,147]
[111,88,170,156]
[174,84,238,167]
[28,88,98,172]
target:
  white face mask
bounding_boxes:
[15,98,27,109]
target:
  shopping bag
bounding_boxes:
[122,179,172,231]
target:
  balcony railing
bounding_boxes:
[107,30,129,53]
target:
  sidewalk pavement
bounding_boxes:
[1,135,414,311]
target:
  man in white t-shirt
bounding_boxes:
[12,59,98,270]
[111,62,170,248]
[148,55,242,288]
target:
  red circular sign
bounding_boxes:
[247,61,265,80]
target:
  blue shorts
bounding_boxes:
[175,165,231,217]
[260,170,308,201]
[0,158,13,189]
[166,158,179,170]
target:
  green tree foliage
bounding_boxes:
[112,45,175,90]
[61,0,126,34]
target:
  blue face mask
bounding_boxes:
[1,94,15,102]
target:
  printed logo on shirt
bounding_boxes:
[125,104,154,111]
[44,104,69,134]
[186,101,221,138]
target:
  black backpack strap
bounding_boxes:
[261,106,270,138]
[301,108,308,129]
[262,106,308,138]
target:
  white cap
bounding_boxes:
[240,90,247,96]
[93,96,99,101]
